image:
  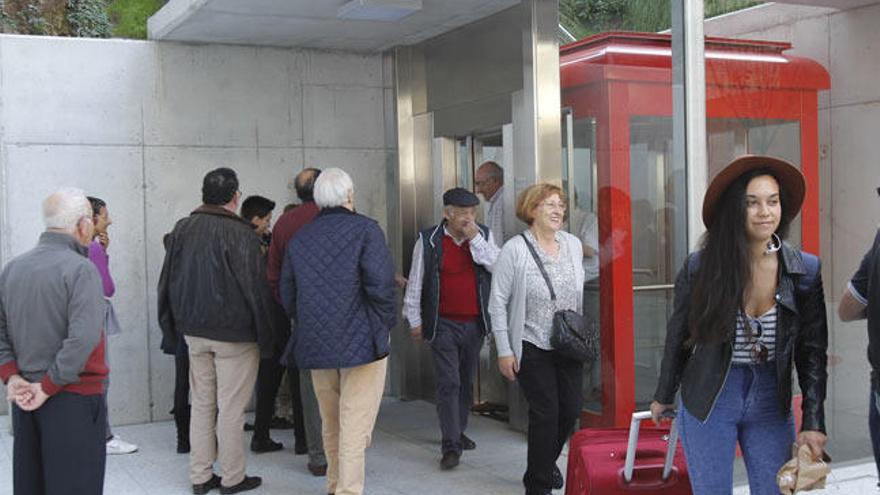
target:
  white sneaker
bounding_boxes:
[106,436,138,455]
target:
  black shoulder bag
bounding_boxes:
[520,234,598,363]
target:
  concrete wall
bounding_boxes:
[0,35,395,423]
[705,1,880,460]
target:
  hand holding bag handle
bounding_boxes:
[624,410,679,483]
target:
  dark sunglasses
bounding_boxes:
[747,317,769,364]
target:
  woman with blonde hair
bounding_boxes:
[489,183,585,495]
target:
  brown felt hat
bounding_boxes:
[702,155,805,228]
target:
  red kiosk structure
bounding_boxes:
[558,32,830,428]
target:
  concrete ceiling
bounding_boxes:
[148,0,521,52]
[771,0,880,8]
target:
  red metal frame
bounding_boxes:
[560,32,830,428]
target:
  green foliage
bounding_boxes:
[68,0,111,37]
[107,0,163,39]
[560,0,763,41]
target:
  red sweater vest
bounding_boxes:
[439,236,479,321]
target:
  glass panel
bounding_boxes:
[630,116,686,409]
[564,116,602,413]
[456,136,473,190]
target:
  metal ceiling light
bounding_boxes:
[337,0,422,21]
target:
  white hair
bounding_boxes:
[314,168,354,209]
[42,187,92,231]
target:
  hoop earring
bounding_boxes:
[764,232,782,256]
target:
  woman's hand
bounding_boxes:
[650,401,675,426]
[797,430,827,460]
[497,355,519,381]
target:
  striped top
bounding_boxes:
[732,305,777,364]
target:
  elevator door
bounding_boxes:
[453,130,513,422]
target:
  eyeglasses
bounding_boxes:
[747,316,769,364]
[541,201,567,211]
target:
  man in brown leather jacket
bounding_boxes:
[158,167,276,495]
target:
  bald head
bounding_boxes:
[295,168,322,202]
[475,161,503,200]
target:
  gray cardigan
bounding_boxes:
[489,230,585,364]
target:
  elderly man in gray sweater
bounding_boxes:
[0,187,109,495]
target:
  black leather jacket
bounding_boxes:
[653,242,828,433]
[158,205,277,358]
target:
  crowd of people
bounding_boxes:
[0,155,878,495]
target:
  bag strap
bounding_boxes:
[520,233,556,301]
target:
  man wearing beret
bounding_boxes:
[403,187,500,470]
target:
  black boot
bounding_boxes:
[173,406,191,454]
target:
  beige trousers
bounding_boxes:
[186,336,259,488]
[312,357,387,495]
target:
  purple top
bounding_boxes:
[88,240,115,297]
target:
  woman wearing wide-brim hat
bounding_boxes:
[650,155,829,494]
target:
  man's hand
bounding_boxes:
[97,232,110,250]
[15,382,49,411]
[6,375,31,402]
[797,430,828,460]
[395,274,408,289]
[409,326,423,341]
[497,355,518,381]
[462,221,479,240]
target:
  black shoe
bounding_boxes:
[460,433,476,450]
[308,463,328,476]
[551,464,564,490]
[250,437,283,453]
[219,476,261,494]
[269,416,294,429]
[192,474,221,495]
[243,422,255,432]
[440,451,460,470]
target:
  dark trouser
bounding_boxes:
[517,341,583,493]
[12,392,107,495]
[253,355,286,441]
[173,350,190,418]
[430,317,483,455]
[870,388,880,480]
[286,362,307,447]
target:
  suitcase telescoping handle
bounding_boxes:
[622,410,679,484]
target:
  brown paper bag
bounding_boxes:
[777,443,832,494]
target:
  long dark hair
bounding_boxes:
[687,168,792,345]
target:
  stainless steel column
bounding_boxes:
[671,0,707,252]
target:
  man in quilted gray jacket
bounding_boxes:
[280,167,396,495]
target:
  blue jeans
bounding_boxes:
[679,362,794,495]
[869,388,880,480]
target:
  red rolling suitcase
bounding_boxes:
[565,411,691,495]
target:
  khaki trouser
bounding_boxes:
[312,357,387,495]
[186,336,259,488]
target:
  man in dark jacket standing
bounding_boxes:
[1,188,108,495]
[839,186,880,481]
[280,167,396,495]
[402,187,499,470]
[267,167,327,475]
[158,168,275,495]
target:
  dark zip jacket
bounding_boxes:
[653,242,828,433]
[158,205,277,358]
[419,221,492,342]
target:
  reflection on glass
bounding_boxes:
[630,116,686,409]
[563,116,602,413]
